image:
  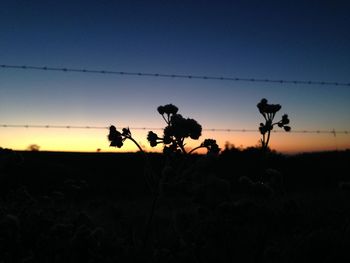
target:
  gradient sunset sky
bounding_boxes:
[1,0,349,153]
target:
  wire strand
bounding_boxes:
[1,64,349,87]
[0,124,348,135]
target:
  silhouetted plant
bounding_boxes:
[254,98,291,192]
[108,126,143,152]
[147,104,220,155]
[108,125,157,193]
[107,104,220,248]
[257,98,291,151]
[108,125,159,246]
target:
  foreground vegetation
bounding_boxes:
[1,148,350,263]
[1,99,348,262]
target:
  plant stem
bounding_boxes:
[143,193,159,247]
[127,136,157,194]
[127,136,144,153]
[188,145,204,154]
[162,115,169,124]
[265,130,271,151]
[127,134,161,248]
[178,138,187,154]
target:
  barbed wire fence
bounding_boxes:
[1,64,350,87]
[0,124,348,135]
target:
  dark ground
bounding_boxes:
[0,148,350,262]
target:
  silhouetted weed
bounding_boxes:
[147,104,220,155]
[257,98,291,151]
[108,104,221,250]
[254,99,291,195]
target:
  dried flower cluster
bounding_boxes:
[147,104,219,155]
[108,126,144,153]
[108,126,130,148]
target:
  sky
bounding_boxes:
[0,0,350,154]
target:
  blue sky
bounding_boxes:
[0,0,349,153]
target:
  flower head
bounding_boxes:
[147,131,159,147]
[157,106,165,115]
[281,114,290,125]
[108,125,124,148]
[150,104,214,154]
[266,103,281,114]
[163,104,178,115]
[187,118,202,139]
[169,115,202,140]
[122,127,131,137]
[202,139,220,154]
[158,104,178,115]
[257,98,268,114]
[257,98,281,116]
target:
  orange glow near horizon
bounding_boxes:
[1,127,349,154]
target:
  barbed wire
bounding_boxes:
[0,124,348,135]
[1,64,350,87]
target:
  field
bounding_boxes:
[1,149,350,262]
